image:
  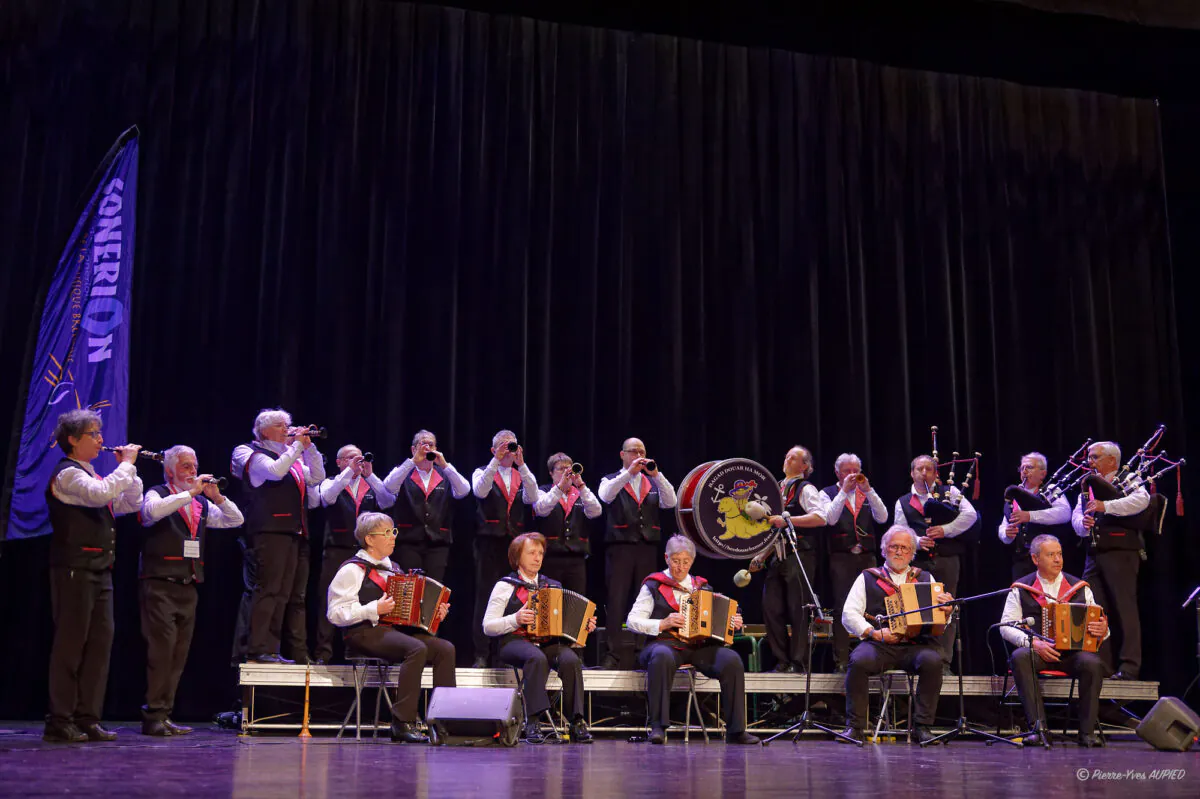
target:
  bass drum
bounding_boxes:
[676,458,784,559]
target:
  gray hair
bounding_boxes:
[336,444,362,461]
[412,429,436,448]
[354,511,393,547]
[163,445,197,478]
[911,454,936,471]
[492,429,517,449]
[1030,534,1060,556]
[253,408,292,440]
[880,525,918,555]
[834,453,862,477]
[790,446,814,477]
[1091,441,1121,463]
[1022,452,1048,471]
[664,534,696,560]
[54,409,102,455]
[547,452,571,474]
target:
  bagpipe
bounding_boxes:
[923,425,982,528]
[1082,425,1186,538]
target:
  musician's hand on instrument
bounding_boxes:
[876,629,901,644]
[918,535,937,551]
[660,612,686,631]
[571,474,585,490]
[644,460,659,477]
[515,607,536,626]
[436,603,450,622]
[1031,638,1060,662]
[1088,617,1108,638]
[113,444,141,464]
[748,552,768,572]
[1082,514,1096,530]
[347,454,364,476]
[731,613,744,631]
[376,596,396,616]
[586,617,597,632]
[1010,508,1031,524]
[936,592,954,605]
[1003,523,1019,542]
[290,428,313,449]
[926,525,946,539]
[556,472,574,493]
[769,515,786,528]
[1086,499,1105,514]
[627,458,646,476]
[431,450,448,469]
[514,446,526,468]
[360,459,374,478]
[188,475,209,497]
[203,482,226,504]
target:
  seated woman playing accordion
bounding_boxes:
[326,512,456,743]
[482,532,595,743]
[626,535,761,745]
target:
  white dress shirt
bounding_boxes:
[140,483,245,529]
[471,460,540,504]
[482,570,541,636]
[999,572,1109,648]
[245,439,326,488]
[382,459,472,500]
[318,468,396,509]
[626,573,695,636]
[52,458,143,515]
[841,565,930,640]
[893,484,978,538]
[1070,472,1150,538]
[326,549,395,627]
[597,469,678,509]
[825,486,889,526]
[533,484,603,519]
[997,493,1071,542]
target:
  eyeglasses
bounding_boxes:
[886,545,914,553]
[82,430,103,439]
[624,448,646,455]
[367,528,399,539]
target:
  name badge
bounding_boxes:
[183,539,201,559]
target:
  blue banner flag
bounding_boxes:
[2,127,139,540]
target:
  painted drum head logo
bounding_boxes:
[677,459,783,559]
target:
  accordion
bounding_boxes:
[883,582,948,639]
[1042,602,1104,653]
[526,587,597,647]
[667,591,739,646]
[379,572,451,634]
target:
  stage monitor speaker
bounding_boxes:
[426,687,522,747]
[1135,696,1200,752]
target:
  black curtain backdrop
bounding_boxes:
[0,0,1195,723]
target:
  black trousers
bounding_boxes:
[915,553,960,663]
[472,537,512,661]
[498,639,585,719]
[47,568,114,726]
[640,641,746,734]
[541,553,587,596]
[343,625,456,722]
[139,579,198,721]
[605,542,659,667]
[231,533,257,665]
[393,542,451,583]
[248,531,309,659]
[1009,647,1106,735]
[829,550,877,668]
[762,548,816,668]
[844,640,943,730]
[313,545,357,663]
[1083,550,1141,677]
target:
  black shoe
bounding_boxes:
[570,718,593,744]
[913,725,939,745]
[1077,733,1103,748]
[163,720,193,735]
[1021,732,1047,747]
[726,731,761,745]
[835,726,864,744]
[79,723,117,742]
[773,663,794,673]
[390,721,429,744]
[648,727,666,745]
[599,655,619,670]
[142,720,172,737]
[250,654,282,664]
[311,659,327,666]
[470,656,489,669]
[43,722,88,743]
[522,722,546,744]
[290,654,310,665]
[1110,670,1137,681]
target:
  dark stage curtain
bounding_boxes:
[0,1,1193,721]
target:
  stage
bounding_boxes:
[0,723,1193,798]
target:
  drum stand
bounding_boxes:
[762,518,861,746]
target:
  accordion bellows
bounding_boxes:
[379,573,450,634]
[527,587,597,647]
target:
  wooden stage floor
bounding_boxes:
[0,723,1194,798]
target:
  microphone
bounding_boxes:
[999,617,1038,629]
[733,570,752,588]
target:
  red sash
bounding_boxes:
[866,566,920,596]
[494,469,521,512]
[1013,576,1091,608]
[352,561,390,594]
[624,475,652,506]
[346,477,372,514]
[412,467,444,498]
[559,487,580,516]
[168,483,202,538]
[845,489,865,520]
[644,571,708,611]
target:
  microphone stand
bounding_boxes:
[873,587,1020,747]
[762,515,861,746]
[1004,621,1059,748]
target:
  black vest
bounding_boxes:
[861,566,936,644]
[782,477,818,551]
[497,572,562,647]
[1088,507,1144,553]
[899,491,969,558]
[536,485,591,556]
[391,467,455,545]
[822,484,879,553]
[140,484,211,582]
[243,443,308,536]
[1012,571,1089,620]
[324,477,381,550]
[475,468,528,538]
[1002,495,1066,563]
[46,458,117,571]
[339,555,396,634]
[603,472,663,543]
[641,572,713,648]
